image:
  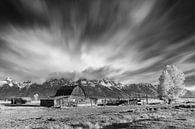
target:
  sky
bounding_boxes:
[0,0,194,89]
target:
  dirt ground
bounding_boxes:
[0,102,195,129]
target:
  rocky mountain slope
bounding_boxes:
[122,83,158,97]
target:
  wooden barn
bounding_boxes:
[41,86,93,107]
[40,85,129,107]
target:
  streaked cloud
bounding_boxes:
[0,0,194,89]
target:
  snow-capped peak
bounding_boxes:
[0,76,25,88]
[5,77,15,87]
[19,81,32,89]
[99,79,112,88]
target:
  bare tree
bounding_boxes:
[158,65,186,104]
[34,93,39,101]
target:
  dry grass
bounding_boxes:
[0,102,195,129]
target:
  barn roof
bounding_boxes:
[55,86,77,96]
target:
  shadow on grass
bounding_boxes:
[3,104,41,107]
[102,118,186,129]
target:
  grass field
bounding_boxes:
[0,101,195,129]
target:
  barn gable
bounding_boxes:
[71,86,86,97]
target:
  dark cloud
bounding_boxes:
[46,72,77,81]
[185,54,195,63]
[81,66,121,80]
[46,66,121,81]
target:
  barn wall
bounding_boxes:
[77,98,97,106]
[53,96,97,107]
[54,97,69,107]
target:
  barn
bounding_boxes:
[41,86,96,107]
[40,85,129,107]
[40,86,81,107]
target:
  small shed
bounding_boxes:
[10,97,32,105]
[40,98,55,107]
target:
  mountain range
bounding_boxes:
[0,77,193,100]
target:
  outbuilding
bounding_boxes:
[10,97,31,105]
